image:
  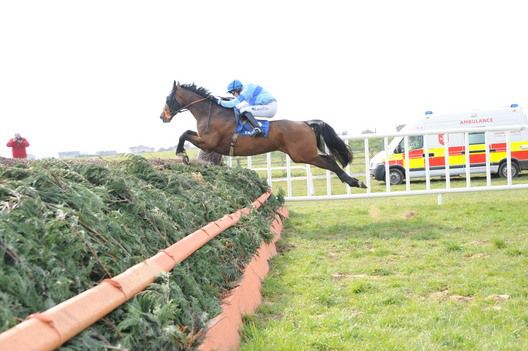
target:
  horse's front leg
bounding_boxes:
[175,130,199,164]
[176,130,217,164]
[176,130,198,154]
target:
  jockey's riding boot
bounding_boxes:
[243,112,263,137]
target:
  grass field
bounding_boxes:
[240,190,528,351]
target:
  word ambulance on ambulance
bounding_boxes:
[370,104,528,185]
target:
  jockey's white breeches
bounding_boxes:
[236,101,277,118]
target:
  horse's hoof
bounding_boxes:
[359,181,368,189]
[175,153,190,165]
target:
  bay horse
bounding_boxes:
[159,81,367,189]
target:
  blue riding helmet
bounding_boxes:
[227,80,243,93]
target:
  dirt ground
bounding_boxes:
[0,152,224,167]
[0,157,28,167]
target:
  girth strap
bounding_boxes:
[229,133,239,156]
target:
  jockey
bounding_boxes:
[218,80,277,137]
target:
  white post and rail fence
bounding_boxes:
[227,125,528,203]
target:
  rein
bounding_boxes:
[174,97,209,114]
[167,96,211,122]
[169,96,215,134]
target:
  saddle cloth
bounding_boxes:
[235,118,270,137]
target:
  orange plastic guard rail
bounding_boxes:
[0,191,271,351]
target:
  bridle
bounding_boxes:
[163,86,215,125]
[166,95,209,120]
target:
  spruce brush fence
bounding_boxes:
[0,156,284,350]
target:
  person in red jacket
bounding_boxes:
[6,133,30,159]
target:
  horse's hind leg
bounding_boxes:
[308,155,367,189]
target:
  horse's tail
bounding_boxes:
[307,120,353,167]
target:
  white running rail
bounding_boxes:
[227,125,528,203]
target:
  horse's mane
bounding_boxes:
[178,83,215,100]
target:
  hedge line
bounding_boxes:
[0,156,283,350]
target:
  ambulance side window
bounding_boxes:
[408,135,423,150]
[469,132,485,145]
[396,136,423,153]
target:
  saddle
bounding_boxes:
[229,110,271,156]
[233,109,270,137]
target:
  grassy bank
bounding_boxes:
[241,190,528,350]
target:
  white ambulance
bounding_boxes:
[369,104,528,184]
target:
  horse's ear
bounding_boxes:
[172,80,177,91]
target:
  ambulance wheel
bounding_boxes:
[389,168,404,185]
[498,161,520,178]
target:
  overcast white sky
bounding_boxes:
[1,0,527,158]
